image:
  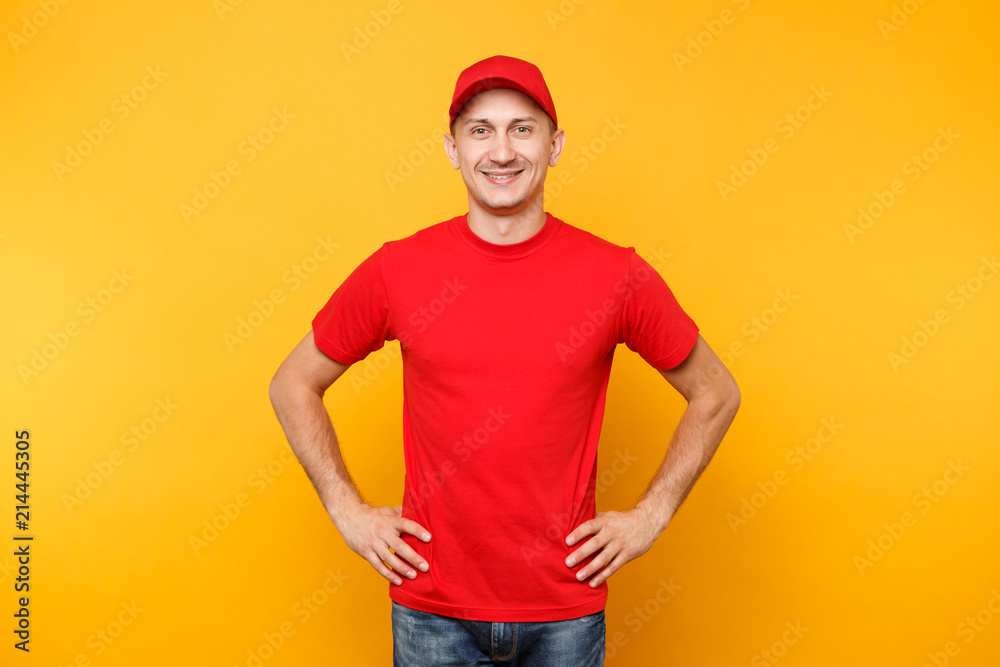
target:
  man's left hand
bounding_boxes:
[563,507,664,587]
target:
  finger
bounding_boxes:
[388,536,430,573]
[362,549,405,586]
[589,552,627,588]
[575,544,620,584]
[396,518,432,542]
[565,533,606,568]
[374,543,420,581]
[565,518,600,546]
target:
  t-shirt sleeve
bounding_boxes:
[618,248,700,370]
[311,244,391,365]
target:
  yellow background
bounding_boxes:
[2,0,999,664]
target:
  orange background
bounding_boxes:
[2,0,998,665]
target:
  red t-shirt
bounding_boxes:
[312,212,699,622]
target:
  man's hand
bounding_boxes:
[270,333,434,587]
[562,336,740,589]
[336,503,432,586]
[563,506,662,588]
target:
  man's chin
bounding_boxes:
[469,184,546,215]
[483,199,526,212]
[476,194,525,211]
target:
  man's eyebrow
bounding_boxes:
[463,116,540,126]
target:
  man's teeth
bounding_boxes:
[485,172,519,180]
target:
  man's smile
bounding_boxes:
[480,169,525,184]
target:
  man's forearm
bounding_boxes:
[269,382,365,527]
[635,388,740,533]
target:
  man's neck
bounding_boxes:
[466,197,547,246]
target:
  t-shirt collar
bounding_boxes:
[454,211,560,260]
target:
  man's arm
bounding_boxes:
[269,331,431,586]
[564,334,740,587]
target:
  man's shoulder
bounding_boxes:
[551,215,634,257]
[381,214,461,251]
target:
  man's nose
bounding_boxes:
[490,132,516,164]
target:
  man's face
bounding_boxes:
[444,88,565,215]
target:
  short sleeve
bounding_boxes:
[618,249,699,370]
[311,244,391,365]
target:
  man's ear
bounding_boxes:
[443,132,461,169]
[548,128,567,167]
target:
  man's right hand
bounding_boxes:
[269,332,432,586]
[335,503,431,586]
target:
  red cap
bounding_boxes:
[449,55,557,129]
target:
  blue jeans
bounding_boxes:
[391,601,606,666]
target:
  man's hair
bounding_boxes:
[543,114,557,135]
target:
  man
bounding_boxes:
[269,55,740,666]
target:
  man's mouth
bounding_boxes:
[481,169,524,183]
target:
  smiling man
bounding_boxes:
[269,55,740,666]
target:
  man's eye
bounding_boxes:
[515,127,530,133]
[472,128,486,135]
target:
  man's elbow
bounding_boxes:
[727,377,741,415]
[269,362,307,410]
[269,360,329,411]
[696,371,740,423]
[714,374,741,422]
[268,368,289,410]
